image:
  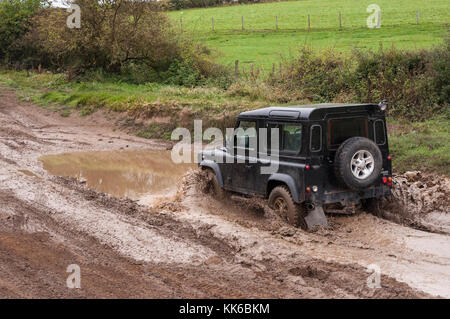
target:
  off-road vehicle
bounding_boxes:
[199,102,392,229]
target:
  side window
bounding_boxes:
[267,123,302,154]
[374,120,386,145]
[235,120,257,151]
[310,125,322,152]
[282,124,302,153]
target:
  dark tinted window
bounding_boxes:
[310,125,322,152]
[329,118,367,146]
[282,124,302,152]
[235,121,257,150]
[266,123,302,154]
[374,120,386,145]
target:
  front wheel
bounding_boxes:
[268,186,307,230]
[204,169,227,200]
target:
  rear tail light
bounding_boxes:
[382,177,387,184]
[387,155,391,161]
[306,187,311,192]
[305,164,311,170]
[388,177,392,182]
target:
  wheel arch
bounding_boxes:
[199,160,224,188]
[267,174,300,203]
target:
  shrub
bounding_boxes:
[15,0,179,74]
[269,48,353,102]
[430,35,450,107]
[4,0,232,86]
[0,0,42,62]
[166,0,286,10]
[268,40,449,121]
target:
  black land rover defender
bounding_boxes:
[199,103,392,229]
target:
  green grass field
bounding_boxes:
[169,0,450,68]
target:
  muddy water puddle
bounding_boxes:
[39,150,195,203]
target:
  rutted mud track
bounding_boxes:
[0,86,448,298]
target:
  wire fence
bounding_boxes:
[177,9,440,32]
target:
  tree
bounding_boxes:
[0,0,42,60]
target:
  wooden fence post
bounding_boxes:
[339,12,342,29]
[308,14,311,30]
[235,60,239,74]
[180,16,183,32]
[276,16,278,30]
[242,16,244,30]
[416,10,419,25]
[212,17,214,31]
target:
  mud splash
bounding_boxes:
[372,171,450,234]
[39,150,195,204]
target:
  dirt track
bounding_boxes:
[0,86,449,298]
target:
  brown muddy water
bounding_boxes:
[39,150,195,203]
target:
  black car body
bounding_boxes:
[199,103,392,229]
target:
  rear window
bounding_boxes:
[310,125,322,152]
[374,120,386,145]
[329,118,367,147]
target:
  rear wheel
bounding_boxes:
[268,186,307,230]
[362,196,390,217]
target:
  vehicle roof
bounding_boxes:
[238,103,381,121]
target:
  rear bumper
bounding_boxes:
[308,185,391,205]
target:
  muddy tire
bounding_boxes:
[362,196,393,218]
[362,197,383,216]
[334,137,382,191]
[268,186,307,230]
[205,169,227,200]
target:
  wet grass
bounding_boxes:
[0,70,264,117]
[388,117,450,176]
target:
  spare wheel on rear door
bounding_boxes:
[334,137,382,190]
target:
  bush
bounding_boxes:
[166,0,285,10]
[3,0,232,86]
[267,40,450,121]
[15,0,179,74]
[430,36,450,106]
[0,0,42,62]
[351,48,439,119]
[269,49,352,102]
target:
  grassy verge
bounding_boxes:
[0,70,267,134]
[388,118,450,176]
[0,70,448,176]
[0,70,263,113]
[169,0,450,68]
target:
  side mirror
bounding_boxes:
[378,100,388,111]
